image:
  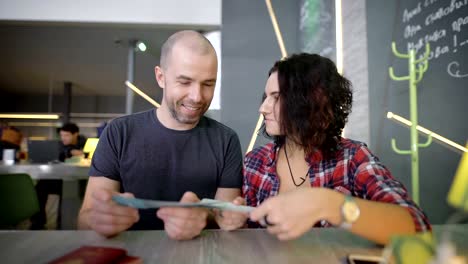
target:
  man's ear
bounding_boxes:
[155,66,165,89]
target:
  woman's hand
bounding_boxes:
[249,188,343,240]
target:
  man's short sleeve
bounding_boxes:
[219,132,243,188]
[88,122,121,181]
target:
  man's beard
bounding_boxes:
[168,101,206,125]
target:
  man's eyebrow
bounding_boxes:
[267,91,279,96]
[176,75,193,81]
[203,79,217,83]
[176,76,216,83]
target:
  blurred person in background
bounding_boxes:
[32,123,87,229]
[0,126,23,161]
[58,123,87,162]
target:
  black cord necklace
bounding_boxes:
[283,146,307,187]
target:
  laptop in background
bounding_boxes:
[27,140,61,163]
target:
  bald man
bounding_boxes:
[78,31,247,239]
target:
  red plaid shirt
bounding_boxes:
[243,138,431,232]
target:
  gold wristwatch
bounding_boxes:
[340,195,360,229]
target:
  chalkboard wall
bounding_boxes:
[400,0,468,86]
[367,0,468,224]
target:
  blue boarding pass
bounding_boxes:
[112,195,253,213]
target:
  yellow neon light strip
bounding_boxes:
[265,0,288,59]
[0,114,59,119]
[247,115,265,152]
[387,112,467,153]
[335,0,343,75]
[248,0,345,153]
[125,81,160,108]
[28,136,48,140]
[246,0,287,154]
[8,122,60,127]
[9,122,102,128]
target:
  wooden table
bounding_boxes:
[0,225,466,263]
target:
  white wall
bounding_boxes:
[205,31,221,110]
[342,0,370,145]
[0,0,221,26]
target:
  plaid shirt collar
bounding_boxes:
[266,140,327,167]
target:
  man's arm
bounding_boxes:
[156,192,209,240]
[155,188,247,239]
[78,177,139,237]
[70,149,84,157]
[71,136,87,157]
[78,177,119,229]
[213,188,248,230]
[214,187,241,202]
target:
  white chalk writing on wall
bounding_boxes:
[401,0,468,78]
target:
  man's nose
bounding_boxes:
[188,84,202,102]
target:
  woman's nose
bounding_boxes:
[259,99,269,114]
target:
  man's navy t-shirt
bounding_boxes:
[89,109,243,230]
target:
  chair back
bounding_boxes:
[0,173,40,228]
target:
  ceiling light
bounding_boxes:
[137,41,146,52]
[0,114,60,119]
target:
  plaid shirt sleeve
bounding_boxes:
[242,145,273,207]
[242,147,271,228]
[351,144,431,232]
[243,144,282,229]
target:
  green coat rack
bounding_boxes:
[388,42,433,205]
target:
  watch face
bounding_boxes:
[343,200,360,222]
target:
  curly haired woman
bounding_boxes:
[244,53,431,245]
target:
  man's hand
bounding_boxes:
[157,191,209,240]
[213,196,248,231]
[70,149,84,157]
[85,189,140,237]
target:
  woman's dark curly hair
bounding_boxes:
[260,53,353,157]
